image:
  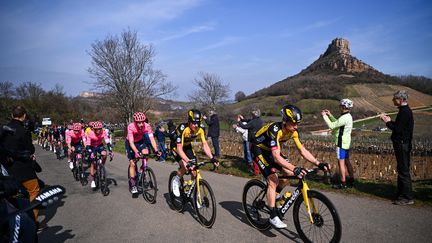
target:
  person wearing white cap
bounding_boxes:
[322,98,354,189]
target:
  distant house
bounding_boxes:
[79,91,102,98]
[310,129,331,136]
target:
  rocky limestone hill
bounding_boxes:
[299,38,383,76]
[249,37,396,100]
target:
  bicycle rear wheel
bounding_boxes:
[142,167,157,203]
[242,179,271,230]
[168,171,185,212]
[293,190,342,243]
[194,179,216,228]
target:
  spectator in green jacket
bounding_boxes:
[322,99,354,189]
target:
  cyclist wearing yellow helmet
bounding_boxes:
[251,104,330,229]
[170,109,219,197]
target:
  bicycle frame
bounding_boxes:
[277,179,315,224]
[257,172,319,225]
[133,156,148,183]
[184,161,213,202]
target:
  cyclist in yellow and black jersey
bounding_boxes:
[170,109,219,197]
[251,104,330,229]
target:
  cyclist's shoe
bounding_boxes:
[69,161,74,170]
[393,198,414,205]
[130,186,138,194]
[269,216,287,229]
[90,180,96,189]
[172,176,181,197]
[332,183,347,189]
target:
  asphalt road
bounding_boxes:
[35,146,432,243]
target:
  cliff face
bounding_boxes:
[300,37,381,75]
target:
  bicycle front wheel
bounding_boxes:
[78,159,87,186]
[242,179,271,230]
[142,167,157,204]
[168,171,185,212]
[100,166,110,196]
[293,190,342,243]
[194,179,216,228]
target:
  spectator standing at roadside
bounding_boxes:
[237,108,263,175]
[380,90,414,205]
[154,125,167,162]
[233,123,253,167]
[203,110,220,158]
[0,106,41,224]
[322,99,355,189]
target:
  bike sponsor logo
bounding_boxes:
[257,160,266,170]
[256,136,265,143]
[35,187,63,202]
[187,181,195,197]
[281,189,300,214]
[12,214,21,243]
[270,140,276,147]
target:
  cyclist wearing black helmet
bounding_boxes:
[251,104,330,229]
[170,109,219,197]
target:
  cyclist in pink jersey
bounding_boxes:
[126,112,160,194]
[85,121,113,189]
[66,123,85,170]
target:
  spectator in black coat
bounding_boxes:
[380,90,414,205]
[0,106,41,223]
[203,110,220,158]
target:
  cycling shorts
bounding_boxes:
[336,147,350,160]
[252,145,286,178]
[172,144,196,163]
[125,139,148,160]
[87,144,105,156]
[71,142,83,153]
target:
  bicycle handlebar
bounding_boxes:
[278,167,325,180]
[186,159,217,171]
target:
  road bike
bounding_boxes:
[91,152,112,196]
[242,168,342,243]
[168,159,217,228]
[71,147,87,186]
[128,154,157,203]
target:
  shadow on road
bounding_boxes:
[38,196,75,242]
[219,200,302,241]
[163,192,202,226]
[38,225,75,242]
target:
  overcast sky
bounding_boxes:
[1,0,431,100]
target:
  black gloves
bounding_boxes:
[293,167,305,177]
[210,157,219,164]
[318,162,329,171]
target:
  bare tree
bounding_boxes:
[15,82,45,100]
[0,81,15,99]
[188,72,230,109]
[87,29,176,123]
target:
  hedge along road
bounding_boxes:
[34,146,431,243]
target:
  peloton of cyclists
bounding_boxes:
[251,104,330,229]
[170,109,219,197]
[85,121,113,189]
[125,112,160,194]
